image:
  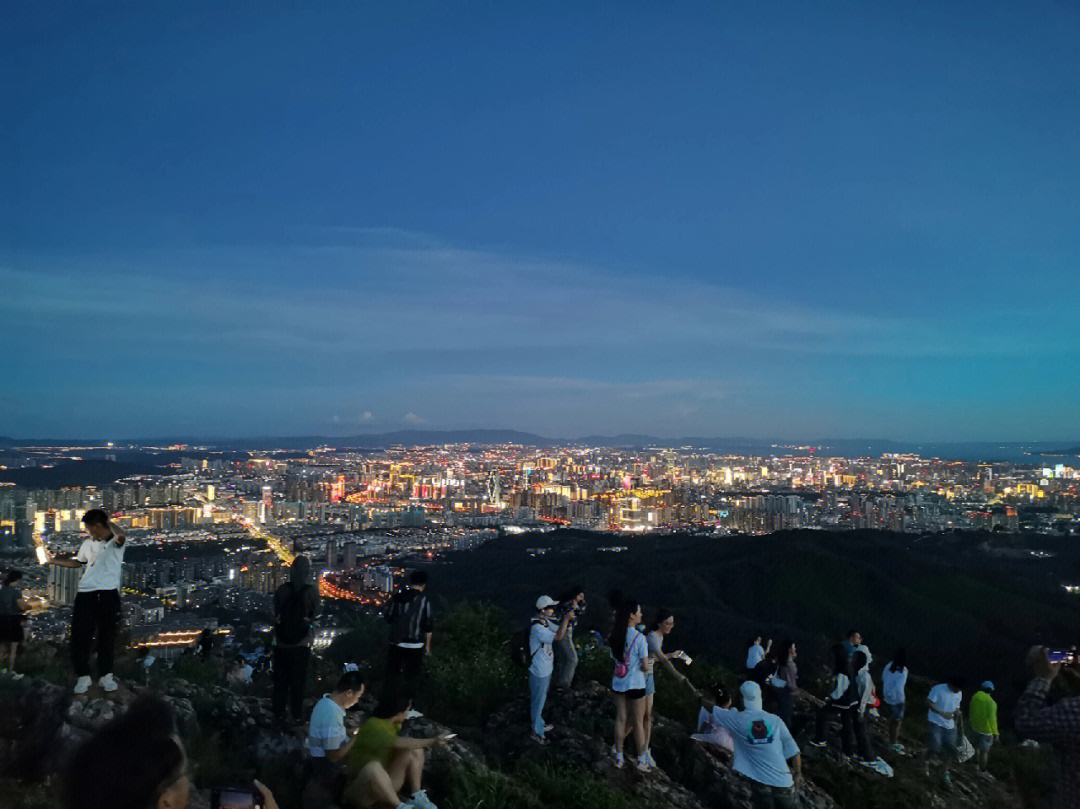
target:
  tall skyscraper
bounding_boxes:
[342,541,357,570]
[326,540,339,569]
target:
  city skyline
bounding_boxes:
[5,2,1080,440]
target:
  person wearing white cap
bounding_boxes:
[527,595,575,744]
[705,681,802,808]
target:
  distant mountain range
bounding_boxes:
[2,431,1077,463]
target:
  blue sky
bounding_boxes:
[4,1,1079,440]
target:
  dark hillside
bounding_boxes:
[429,529,1079,707]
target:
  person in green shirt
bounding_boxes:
[343,693,452,809]
[968,681,999,774]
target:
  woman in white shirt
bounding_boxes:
[642,608,691,767]
[609,596,652,771]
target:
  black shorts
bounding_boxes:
[0,615,24,643]
[615,687,647,701]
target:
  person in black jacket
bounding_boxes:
[385,571,434,704]
[273,555,321,726]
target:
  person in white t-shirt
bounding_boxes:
[746,635,771,672]
[609,597,653,771]
[922,676,964,783]
[47,509,127,694]
[527,595,575,744]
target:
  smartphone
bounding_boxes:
[1047,649,1076,665]
[35,545,49,565]
[210,788,263,809]
[681,654,693,666]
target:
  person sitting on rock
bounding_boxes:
[343,693,452,809]
[63,693,280,809]
[693,684,735,753]
[305,670,366,807]
[706,681,802,809]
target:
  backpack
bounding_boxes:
[276,585,312,645]
[613,630,643,679]
[511,623,537,669]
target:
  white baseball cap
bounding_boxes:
[536,595,558,610]
[740,680,763,711]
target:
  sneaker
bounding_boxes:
[892,743,905,754]
[613,748,624,769]
[645,750,657,767]
[873,757,894,777]
[543,723,554,733]
[868,707,880,718]
[810,739,827,748]
[73,676,92,694]
[11,673,23,681]
[404,709,424,720]
[99,673,118,693]
[529,733,548,745]
[410,789,438,809]
[635,754,652,772]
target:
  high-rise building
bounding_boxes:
[326,540,339,569]
[342,541,357,570]
[48,564,81,606]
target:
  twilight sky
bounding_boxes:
[4,1,1079,440]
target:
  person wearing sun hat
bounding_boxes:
[969,681,999,774]
[526,595,575,744]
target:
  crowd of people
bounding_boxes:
[3,513,1078,809]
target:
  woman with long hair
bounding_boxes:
[641,608,692,766]
[609,597,652,771]
[881,647,909,752]
[770,639,799,730]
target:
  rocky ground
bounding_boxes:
[0,671,1028,809]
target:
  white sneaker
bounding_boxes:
[404,709,424,720]
[645,750,657,767]
[99,673,118,692]
[410,789,438,809]
[11,673,23,681]
[73,676,92,694]
[873,757,894,777]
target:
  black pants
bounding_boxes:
[749,780,799,809]
[273,645,310,721]
[71,590,120,678]
[815,702,872,759]
[386,644,425,703]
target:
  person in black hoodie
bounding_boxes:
[385,571,434,704]
[273,555,321,726]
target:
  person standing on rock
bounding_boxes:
[0,569,30,680]
[746,635,771,672]
[528,595,575,744]
[642,608,692,767]
[969,680,999,774]
[922,675,964,784]
[609,597,653,771]
[552,585,585,689]
[707,681,802,809]
[881,648,908,753]
[46,509,126,694]
[272,554,321,727]
[385,571,434,704]
[768,640,800,732]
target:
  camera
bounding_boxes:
[211,787,264,809]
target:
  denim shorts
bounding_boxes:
[886,701,905,720]
[644,672,655,696]
[926,723,958,753]
[974,732,995,751]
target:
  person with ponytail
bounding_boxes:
[641,608,692,766]
[608,597,652,771]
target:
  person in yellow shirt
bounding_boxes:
[968,681,999,774]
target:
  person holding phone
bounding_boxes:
[343,693,451,809]
[527,595,575,744]
[47,509,127,694]
[1015,646,1080,809]
[62,693,280,809]
[642,608,691,767]
[922,675,964,784]
[305,670,367,807]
